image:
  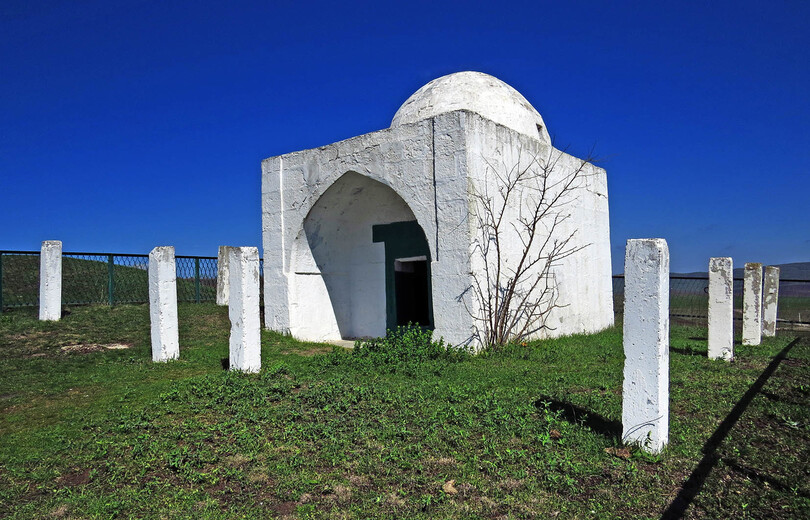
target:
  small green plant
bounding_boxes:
[319,325,471,374]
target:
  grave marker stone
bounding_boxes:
[149,246,179,362]
[622,238,669,454]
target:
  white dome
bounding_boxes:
[391,71,550,142]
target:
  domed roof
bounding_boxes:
[391,71,549,142]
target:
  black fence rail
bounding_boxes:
[0,250,263,311]
[612,275,810,327]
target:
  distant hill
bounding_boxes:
[673,262,810,280]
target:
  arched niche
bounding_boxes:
[289,171,433,340]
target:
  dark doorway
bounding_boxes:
[394,257,431,326]
[372,220,434,331]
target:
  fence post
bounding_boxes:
[107,254,115,306]
[194,258,201,303]
[622,238,669,454]
[0,252,4,314]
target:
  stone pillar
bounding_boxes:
[149,246,179,362]
[216,246,232,306]
[39,240,62,321]
[228,247,261,373]
[762,266,780,337]
[742,263,763,346]
[708,257,734,360]
[622,239,669,454]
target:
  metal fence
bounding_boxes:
[2,249,806,327]
[612,275,810,328]
[0,250,262,311]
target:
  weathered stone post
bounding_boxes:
[228,246,261,373]
[216,246,231,306]
[622,239,669,454]
[708,257,734,360]
[39,240,62,321]
[742,263,763,346]
[149,246,180,362]
[762,266,780,337]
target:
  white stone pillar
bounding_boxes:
[149,246,179,362]
[39,240,62,321]
[216,246,231,306]
[622,239,669,454]
[708,257,734,360]
[228,247,261,373]
[742,263,763,346]
[762,266,780,337]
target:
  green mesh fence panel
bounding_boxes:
[0,252,40,308]
[612,275,810,329]
[0,250,260,309]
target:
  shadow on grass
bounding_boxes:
[534,396,622,440]
[721,457,810,499]
[660,336,803,519]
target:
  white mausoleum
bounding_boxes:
[262,72,613,347]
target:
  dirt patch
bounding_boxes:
[223,454,251,467]
[60,343,131,354]
[348,474,371,488]
[331,484,352,503]
[273,501,297,515]
[56,468,90,487]
[497,478,524,491]
[280,346,332,357]
[383,492,406,507]
[425,456,458,468]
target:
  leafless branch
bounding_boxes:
[466,144,597,348]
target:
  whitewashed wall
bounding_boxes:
[262,110,612,347]
[463,112,613,341]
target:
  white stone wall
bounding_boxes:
[149,246,179,362]
[430,113,477,344]
[39,240,62,321]
[622,239,669,454]
[708,257,734,361]
[228,246,261,373]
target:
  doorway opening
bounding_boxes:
[372,220,434,331]
[394,256,431,327]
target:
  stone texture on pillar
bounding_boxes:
[762,266,780,337]
[39,240,62,321]
[228,247,261,373]
[216,246,232,306]
[708,257,734,361]
[622,239,669,454]
[149,246,180,362]
[742,263,763,346]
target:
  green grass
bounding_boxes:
[0,305,808,519]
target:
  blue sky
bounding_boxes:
[1,0,808,273]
